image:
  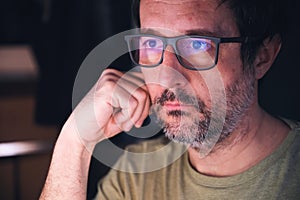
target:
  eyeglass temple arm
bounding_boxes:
[220,37,249,43]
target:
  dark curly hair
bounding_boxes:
[131,0,288,67]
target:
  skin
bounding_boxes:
[40,0,290,199]
[140,0,290,176]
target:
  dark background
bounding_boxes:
[0,0,299,199]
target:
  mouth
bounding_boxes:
[163,101,195,111]
[153,89,203,115]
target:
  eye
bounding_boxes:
[191,40,210,51]
[142,39,159,48]
[148,40,157,48]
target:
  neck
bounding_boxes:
[188,105,290,177]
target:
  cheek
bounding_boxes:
[146,85,164,103]
[143,68,215,106]
[189,75,209,97]
[189,72,219,109]
[142,68,162,102]
[142,69,167,103]
[216,45,244,87]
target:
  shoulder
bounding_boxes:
[277,118,300,167]
[112,136,188,173]
[282,118,300,143]
[281,118,300,130]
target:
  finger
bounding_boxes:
[115,72,149,123]
[116,70,146,91]
[114,113,135,132]
[121,71,145,87]
[125,85,150,128]
[103,116,123,138]
[97,69,149,132]
[111,86,139,130]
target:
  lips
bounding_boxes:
[154,89,202,112]
[163,101,194,110]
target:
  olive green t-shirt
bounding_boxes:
[96,119,300,200]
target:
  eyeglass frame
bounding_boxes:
[124,34,249,71]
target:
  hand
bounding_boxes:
[63,68,150,148]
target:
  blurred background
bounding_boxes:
[0,0,299,199]
[0,0,133,199]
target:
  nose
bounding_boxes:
[157,47,189,88]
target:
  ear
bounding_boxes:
[253,34,282,79]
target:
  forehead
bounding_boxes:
[139,0,239,37]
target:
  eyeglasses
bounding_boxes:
[125,34,248,71]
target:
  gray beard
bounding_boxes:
[151,72,255,154]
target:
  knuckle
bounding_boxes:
[134,88,148,101]
[99,69,123,82]
[102,68,121,75]
[128,97,138,108]
[100,80,116,91]
[122,122,134,132]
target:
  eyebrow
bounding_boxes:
[185,29,224,37]
[141,28,224,37]
[140,28,166,35]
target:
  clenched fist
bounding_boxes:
[64,68,151,148]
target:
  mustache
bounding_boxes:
[154,89,206,112]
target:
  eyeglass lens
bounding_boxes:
[127,36,217,69]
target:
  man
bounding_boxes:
[40,0,300,199]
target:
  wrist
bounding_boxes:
[58,117,97,158]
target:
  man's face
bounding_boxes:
[139,0,256,152]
